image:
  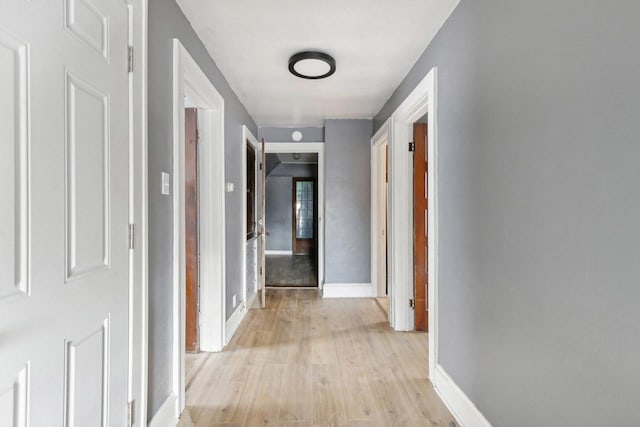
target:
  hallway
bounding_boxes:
[179,290,454,426]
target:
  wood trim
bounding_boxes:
[434,365,493,427]
[413,123,428,332]
[125,1,149,424]
[184,107,199,352]
[322,283,373,298]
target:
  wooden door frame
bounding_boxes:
[412,123,428,332]
[184,108,199,352]
[386,67,439,379]
[264,143,325,288]
[126,1,149,425]
[172,39,226,418]
[241,126,260,313]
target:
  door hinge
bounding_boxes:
[259,266,263,276]
[259,162,263,170]
[409,142,415,152]
[409,298,415,309]
[128,45,134,72]
[127,400,135,427]
[128,224,135,250]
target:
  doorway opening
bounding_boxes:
[260,143,325,295]
[371,130,390,319]
[264,153,319,288]
[172,39,226,417]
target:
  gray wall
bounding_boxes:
[259,126,325,142]
[374,1,640,425]
[324,120,372,284]
[148,0,257,417]
[265,164,318,251]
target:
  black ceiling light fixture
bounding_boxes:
[288,51,336,80]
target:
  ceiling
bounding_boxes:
[176,0,460,126]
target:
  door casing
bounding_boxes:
[385,67,438,379]
[172,39,226,418]
[264,143,325,288]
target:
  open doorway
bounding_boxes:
[372,131,390,319]
[264,152,319,287]
[172,40,226,416]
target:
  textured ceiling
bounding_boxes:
[176,0,460,126]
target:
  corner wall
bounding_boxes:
[148,0,257,417]
[375,0,640,424]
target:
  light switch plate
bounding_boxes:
[226,182,234,192]
[161,172,171,195]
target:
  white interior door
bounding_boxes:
[1,0,130,425]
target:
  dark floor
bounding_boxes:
[265,255,317,287]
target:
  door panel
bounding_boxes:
[259,138,266,308]
[185,108,199,353]
[413,123,428,332]
[0,0,130,425]
[0,27,28,303]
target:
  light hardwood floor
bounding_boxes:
[179,289,455,427]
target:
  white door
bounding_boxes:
[0,0,130,425]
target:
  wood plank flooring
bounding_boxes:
[179,289,454,427]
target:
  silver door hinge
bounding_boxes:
[409,142,415,152]
[128,45,134,72]
[127,400,135,427]
[128,224,135,250]
[409,298,415,309]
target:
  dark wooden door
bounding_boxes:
[413,123,428,332]
[185,108,200,352]
[292,178,316,255]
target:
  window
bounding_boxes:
[295,179,314,239]
[246,142,256,239]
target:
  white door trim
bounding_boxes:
[241,126,259,307]
[370,119,390,301]
[172,39,226,416]
[125,1,148,425]
[264,142,325,288]
[387,68,438,373]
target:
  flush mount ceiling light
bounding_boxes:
[288,51,336,80]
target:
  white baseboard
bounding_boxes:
[224,303,246,345]
[322,283,373,298]
[148,393,178,427]
[434,365,492,427]
[265,250,293,255]
[246,290,258,309]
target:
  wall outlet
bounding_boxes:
[232,294,237,308]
